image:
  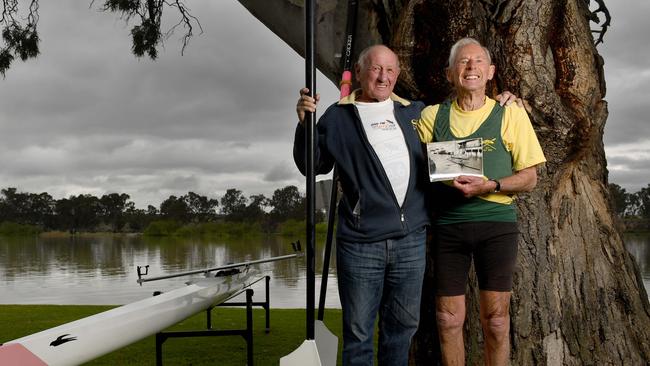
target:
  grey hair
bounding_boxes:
[356,44,401,69]
[447,37,492,67]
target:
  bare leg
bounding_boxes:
[479,291,511,366]
[436,295,466,366]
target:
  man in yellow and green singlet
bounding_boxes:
[414,37,546,366]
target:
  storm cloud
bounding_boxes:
[0,1,645,208]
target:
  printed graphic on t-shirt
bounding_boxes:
[355,99,410,206]
[370,120,397,130]
[483,138,497,152]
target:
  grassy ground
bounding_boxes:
[0,305,348,365]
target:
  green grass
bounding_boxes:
[0,305,346,365]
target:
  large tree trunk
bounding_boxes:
[237,0,650,364]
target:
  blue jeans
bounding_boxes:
[336,227,427,366]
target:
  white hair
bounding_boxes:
[356,44,401,69]
[447,37,492,67]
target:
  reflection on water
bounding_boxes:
[0,235,340,308]
[2,233,649,307]
[624,233,650,299]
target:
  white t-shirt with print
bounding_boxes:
[355,98,410,207]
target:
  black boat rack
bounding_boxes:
[154,275,271,366]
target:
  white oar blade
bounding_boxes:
[315,320,338,366]
[280,340,322,366]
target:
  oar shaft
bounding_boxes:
[305,0,316,341]
[137,253,301,284]
[339,0,358,98]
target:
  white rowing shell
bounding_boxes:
[0,269,260,366]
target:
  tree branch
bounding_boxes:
[99,0,202,59]
[165,0,202,56]
[0,0,40,76]
[586,0,611,46]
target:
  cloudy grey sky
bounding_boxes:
[0,1,645,208]
[598,1,650,193]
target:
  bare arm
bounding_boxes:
[452,166,538,198]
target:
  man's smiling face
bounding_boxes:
[355,46,401,102]
[447,43,495,93]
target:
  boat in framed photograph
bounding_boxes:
[427,137,484,182]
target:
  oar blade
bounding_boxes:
[315,320,338,366]
[280,340,322,366]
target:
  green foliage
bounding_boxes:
[131,19,160,59]
[0,221,41,236]
[0,2,40,75]
[0,47,12,73]
[278,219,329,237]
[220,188,248,221]
[269,185,304,222]
[0,187,55,229]
[609,183,631,217]
[159,195,190,223]
[143,220,182,236]
[100,0,201,60]
[0,184,325,235]
[2,24,39,60]
[278,219,302,237]
[219,221,264,238]
[1,0,201,76]
[184,191,219,222]
[55,194,102,233]
[102,0,140,13]
[636,184,650,219]
[100,193,132,232]
[145,221,267,239]
[607,183,650,219]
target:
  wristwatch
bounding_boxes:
[489,179,501,193]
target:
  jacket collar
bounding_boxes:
[338,89,411,106]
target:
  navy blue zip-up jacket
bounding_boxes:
[293,91,430,243]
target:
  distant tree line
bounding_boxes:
[608,183,650,219]
[0,185,312,234]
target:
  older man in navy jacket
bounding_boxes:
[294,45,429,366]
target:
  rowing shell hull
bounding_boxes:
[0,269,259,366]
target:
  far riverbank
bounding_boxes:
[620,218,650,233]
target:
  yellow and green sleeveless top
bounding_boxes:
[433,100,516,224]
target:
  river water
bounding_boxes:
[0,233,649,307]
[0,234,341,308]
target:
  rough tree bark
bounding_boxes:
[237,0,650,364]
